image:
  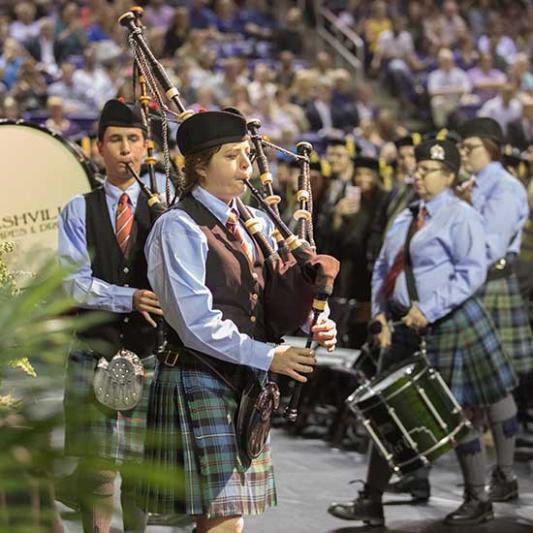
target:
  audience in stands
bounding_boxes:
[428,48,472,127]
[0,0,531,349]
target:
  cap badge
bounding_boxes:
[430,144,445,161]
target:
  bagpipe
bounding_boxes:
[117,7,339,421]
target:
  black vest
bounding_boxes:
[163,194,274,386]
[76,186,158,359]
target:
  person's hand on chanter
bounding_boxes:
[133,289,164,327]
[312,318,337,352]
[270,345,316,383]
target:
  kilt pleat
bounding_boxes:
[386,297,518,408]
[477,274,533,374]
[143,363,277,518]
[142,364,186,514]
[63,350,154,463]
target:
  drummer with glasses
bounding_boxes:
[328,139,517,527]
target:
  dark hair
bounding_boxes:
[481,138,501,161]
[182,144,222,195]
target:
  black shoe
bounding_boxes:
[488,467,519,502]
[328,490,384,526]
[386,474,430,502]
[444,495,493,526]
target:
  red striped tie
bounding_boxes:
[116,192,134,255]
[226,209,253,264]
[380,206,427,299]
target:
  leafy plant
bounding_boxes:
[0,243,99,531]
[0,243,185,531]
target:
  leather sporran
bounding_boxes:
[93,348,145,410]
[236,379,280,462]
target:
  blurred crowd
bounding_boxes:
[0,0,532,349]
[330,0,532,143]
[0,0,412,147]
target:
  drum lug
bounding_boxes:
[361,417,394,464]
[387,406,419,451]
[415,385,449,431]
[432,370,466,416]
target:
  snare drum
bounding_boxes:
[0,120,97,276]
[346,357,471,475]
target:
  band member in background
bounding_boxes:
[315,136,356,251]
[58,99,169,533]
[328,139,517,526]
[367,133,420,267]
[459,117,533,496]
[143,109,338,533]
[329,156,387,348]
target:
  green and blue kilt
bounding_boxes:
[385,297,518,408]
[142,362,277,519]
[477,273,533,375]
[63,350,155,463]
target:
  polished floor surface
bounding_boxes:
[61,428,533,532]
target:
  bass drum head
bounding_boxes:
[0,121,94,279]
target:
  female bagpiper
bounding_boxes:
[459,117,533,501]
[143,109,337,533]
[328,139,517,526]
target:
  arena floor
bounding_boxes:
[60,427,533,532]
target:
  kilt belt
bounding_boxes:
[487,256,514,282]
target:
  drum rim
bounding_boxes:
[391,418,471,474]
[353,356,427,407]
[0,118,98,187]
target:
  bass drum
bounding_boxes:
[0,120,98,277]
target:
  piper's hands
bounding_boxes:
[133,289,163,328]
[312,318,337,352]
[402,303,429,331]
[374,313,392,348]
[270,346,316,383]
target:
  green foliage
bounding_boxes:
[0,243,103,530]
[0,243,185,530]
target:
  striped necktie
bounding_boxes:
[116,192,134,255]
[226,209,253,264]
[380,206,427,299]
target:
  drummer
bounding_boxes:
[328,139,517,527]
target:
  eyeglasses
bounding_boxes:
[460,143,484,155]
[415,166,443,178]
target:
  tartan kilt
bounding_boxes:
[477,274,533,375]
[142,362,277,518]
[63,350,154,463]
[385,297,518,408]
